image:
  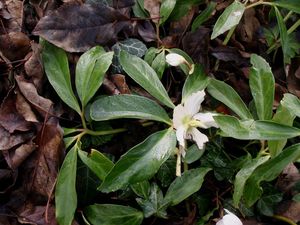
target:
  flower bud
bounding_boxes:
[166,53,187,66]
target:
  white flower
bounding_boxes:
[166,53,194,74]
[216,209,243,225]
[166,53,187,66]
[173,90,218,152]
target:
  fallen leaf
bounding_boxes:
[112,0,135,8]
[0,32,31,61]
[24,43,44,92]
[5,0,23,31]
[0,169,17,194]
[144,0,160,24]
[15,90,39,123]
[0,126,34,150]
[0,92,33,133]
[182,27,210,71]
[102,77,121,95]
[33,3,132,52]
[3,141,36,169]
[15,75,54,117]
[28,117,63,197]
[111,74,131,94]
[276,200,300,223]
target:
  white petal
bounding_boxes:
[173,104,189,128]
[166,53,187,66]
[221,209,243,225]
[184,90,206,115]
[193,112,219,129]
[176,125,186,148]
[188,128,208,149]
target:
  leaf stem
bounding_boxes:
[245,0,273,9]
[287,18,300,34]
[222,26,236,46]
[83,127,127,136]
[272,215,297,225]
[80,107,87,129]
[176,147,182,177]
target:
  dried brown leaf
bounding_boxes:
[0,92,32,133]
[33,3,131,52]
[28,118,63,197]
[15,90,39,123]
[3,141,36,169]
[0,168,17,193]
[15,75,54,117]
[144,0,160,24]
[111,74,130,94]
[24,43,44,92]
[0,32,31,61]
[0,126,34,150]
[5,0,22,31]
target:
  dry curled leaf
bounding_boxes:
[33,3,132,52]
[0,126,34,150]
[144,0,160,24]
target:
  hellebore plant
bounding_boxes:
[172,90,218,176]
[166,53,195,74]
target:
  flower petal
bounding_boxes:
[166,53,187,66]
[176,125,186,148]
[184,90,205,115]
[173,104,189,129]
[221,209,243,225]
[193,112,219,129]
[188,128,208,150]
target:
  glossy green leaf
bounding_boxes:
[215,115,300,140]
[273,0,300,14]
[76,46,113,107]
[55,145,78,225]
[192,2,216,32]
[184,144,205,164]
[120,51,175,108]
[78,149,114,180]
[211,1,245,39]
[90,94,172,125]
[207,78,252,119]
[131,181,151,199]
[144,47,160,65]
[182,64,209,102]
[274,7,291,64]
[84,204,143,225]
[41,40,81,114]
[163,167,211,206]
[100,129,176,192]
[160,0,176,25]
[136,183,167,218]
[151,51,166,79]
[281,93,300,118]
[244,143,300,206]
[169,0,205,21]
[233,156,270,207]
[268,105,295,157]
[249,54,274,120]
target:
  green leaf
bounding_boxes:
[191,2,216,32]
[90,94,172,125]
[151,51,166,79]
[215,115,300,140]
[133,0,149,18]
[268,105,295,157]
[274,7,292,64]
[131,181,151,199]
[163,167,211,206]
[184,144,205,164]
[169,0,205,21]
[157,157,176,187]
[84,204,143,225]
[41,40,81,114]
[78,149,114,181]
[293,193,300,202]
[160,0,176,25]
[55,145,78,225]
[273,0,300,14]
[182,64,209,102]
[281,93,300,118]
[249,54,274,120]
[120,51,175,108]
[99,129,176,192]
[144,47,160,65]
[257,185,283,216]
[75,46,113,107]
[207,78,252,119]
[233,156,270,207]
[136,183,167,218]
[244,143,300,206]
[211,1,245,39]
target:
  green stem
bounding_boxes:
[284,11,293,22]
[272,215,297,225]
[84,127,127,136]
[222,26,236,45]
[80,107,87,129]
[245,0,273,9]
[287,18,300,34]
